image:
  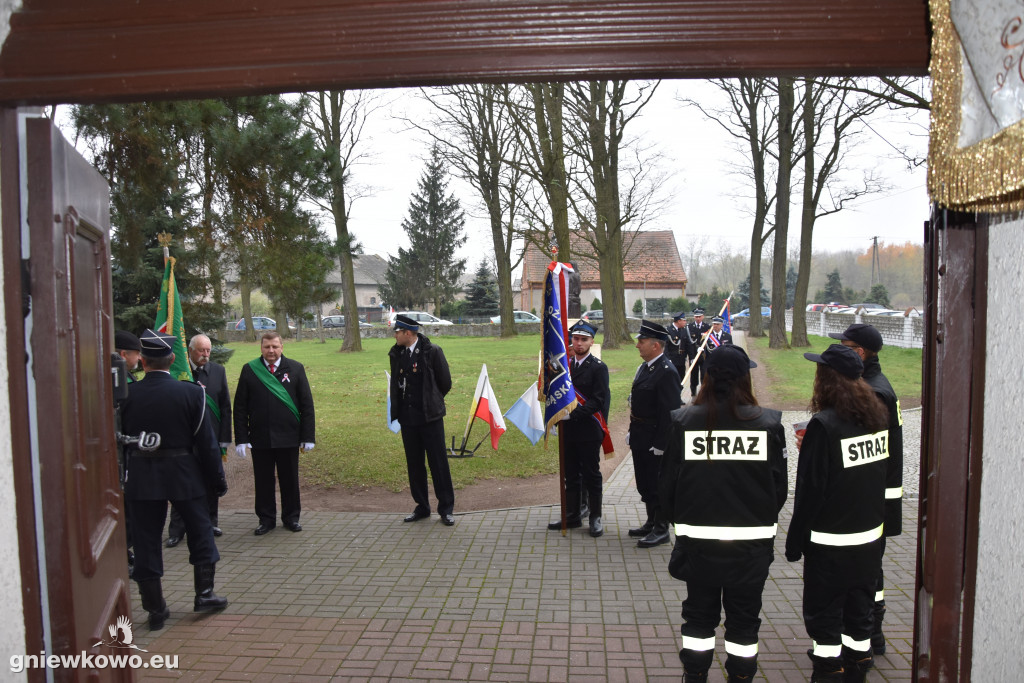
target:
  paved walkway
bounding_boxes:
[132,449,918,682]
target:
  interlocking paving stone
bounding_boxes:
[131,444,918,681]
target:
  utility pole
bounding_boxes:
[869,236,881,286]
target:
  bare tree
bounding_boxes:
[563,79,662,348]
[768,77,797,349]
[505,83,574,262]
[790,77,892,346]
[301,89,385,351]
[685,78,779,338]
[411,84,528,337]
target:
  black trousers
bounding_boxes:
[681,579,766,678]
[565,436,602,518]
[689,356,705,396]
[251,447,301,527]
[802,552,875,667]
[630,426,660,510]
[129,496,219,581]
[401,418,454,516]
[168,488,219,538]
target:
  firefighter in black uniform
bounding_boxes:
[706,315,733,349]
[684,309,711,400]
[660,345,787,682]
[546,320,611,537]
[121,330,228,631]
[627,320,682,547]
[114,330,142,575]
[786,344,889,682]
[665,312,689,381]
[829,323,903,655]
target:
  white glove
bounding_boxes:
[651,447,664,456]
[301,442,315,453]
[235,443,251,458]
[219,442,231,449]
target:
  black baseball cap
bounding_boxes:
[804,343,864,379]
[829,323,883,352]
[706,345,756,380]
[115,330,141,352]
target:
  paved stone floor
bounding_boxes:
[132,450,918,682]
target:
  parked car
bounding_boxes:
[806,303,826,312]
[851,302,886,311]
[234,316,277,331]
[490,310,541,324]
[386,310,454,327]
[732,306,772,318]
[322,315,372,329]
[581,309,603,321]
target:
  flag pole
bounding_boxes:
[680,291,734,390]
[553,248,568,536]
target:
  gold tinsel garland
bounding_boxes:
[928,0,1024,213]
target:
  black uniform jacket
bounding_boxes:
[628,355,682,453]
[684,321,711,360]
[234,355,316,448]
[192,360,232,444]
[565,354,611,443]
[705,329,733,350]
[861,356,903,536]
[786,408,888,581]
[665,326,687,372]
[661,402,787,584]
[121,371,225,501]
[388,333,451,425]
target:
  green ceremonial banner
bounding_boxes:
[155,257,194,382]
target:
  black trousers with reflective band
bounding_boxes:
[680,579,765,678]
[802,550,875,667]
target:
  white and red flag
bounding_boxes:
[470,364,506,449]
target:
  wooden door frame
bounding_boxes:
[7,2,975,681]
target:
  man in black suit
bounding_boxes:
[234,331,316,535]
[706,315,734,351]
[628,320,682,548]
[665,312,689,381]
[166,333,232,547]
[388,314,456,526]
[684,309,711,400]
[121,329,228,630]
[546,320,611,537]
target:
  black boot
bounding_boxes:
[871,599,887,654]
[808,651,844,682]
[684,673,708,682]
[580,488,590,521]
[547,485,582,530]
[638,520,670,548]
[137,578,170,631]
[588,490,603,537]
[629,502,656,537]
[842,652,873,683]
[193,564,228,613]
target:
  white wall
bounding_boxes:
[0,115,29,679]
[973,214,1024,678]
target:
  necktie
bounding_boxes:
[269,363,276,374]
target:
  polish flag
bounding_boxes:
[472,364,506,449]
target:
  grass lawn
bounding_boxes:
[223,335,646,491]
[745,333,922,407]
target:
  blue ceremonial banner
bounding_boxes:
[541,262,577,440]
[722,298,732,334]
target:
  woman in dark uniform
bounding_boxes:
[786,344,889,682]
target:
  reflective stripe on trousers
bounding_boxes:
[875,590,885,602]
[885,486,902,499]
[681,635,715,651]
[842,634,871,652]
[812,641,842,658]
[809,523,883,546]
[674,523,777,541]
[724,640,758,657]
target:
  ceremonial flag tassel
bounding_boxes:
[384,372,401,434]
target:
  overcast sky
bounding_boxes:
[342,80,930,272]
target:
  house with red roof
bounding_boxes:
[518,230,688,314]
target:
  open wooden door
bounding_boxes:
[23,114,132,682]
